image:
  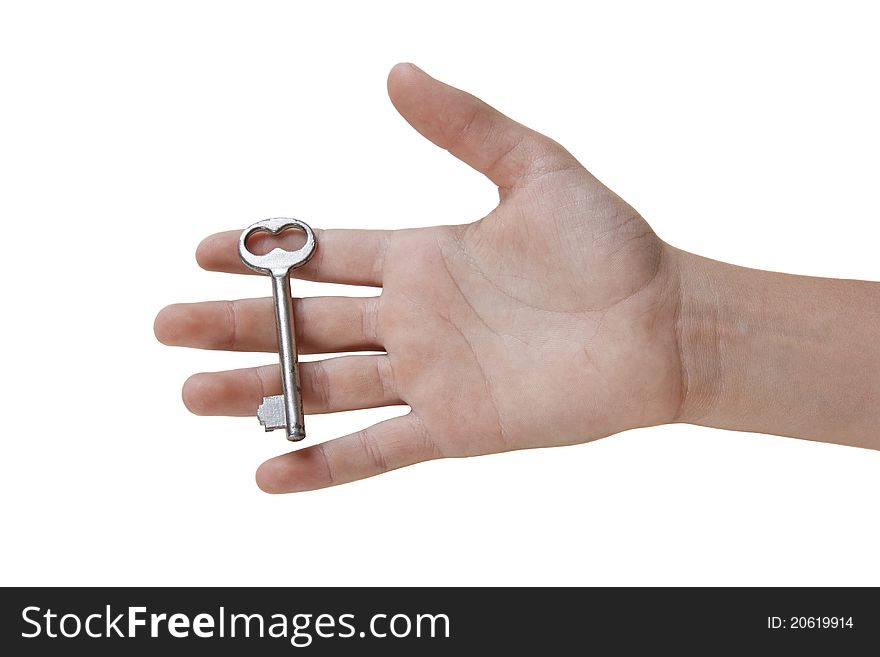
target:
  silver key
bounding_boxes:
[238,218,317,441]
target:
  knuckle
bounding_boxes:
[308,361,332,412]
[357,430,389,474]
[361,297,381,343]
[225,300,239,350]
[375,355,396,401]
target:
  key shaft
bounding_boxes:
[270,272,304,440]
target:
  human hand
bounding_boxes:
[154,63,687,492]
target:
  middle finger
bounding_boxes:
[155,296,381,354]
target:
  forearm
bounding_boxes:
[672,247,880,449]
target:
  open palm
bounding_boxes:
[155,63,685,492]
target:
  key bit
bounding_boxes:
[238,217,317,441]
[257,395,287,432]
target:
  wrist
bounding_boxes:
[668,246,880,446]
[667,247,726,426]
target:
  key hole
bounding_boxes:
[245,225,308,255]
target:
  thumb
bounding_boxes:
[387,63,578,189]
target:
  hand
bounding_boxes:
[154,63,686,492]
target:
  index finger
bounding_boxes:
[196,227,391,287]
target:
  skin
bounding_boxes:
[154,63,880,493]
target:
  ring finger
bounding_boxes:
[182,355,401,416]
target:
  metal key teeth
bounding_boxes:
[256,395,287,432]
[257,395,306,440]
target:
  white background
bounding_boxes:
[1,1,878,586]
